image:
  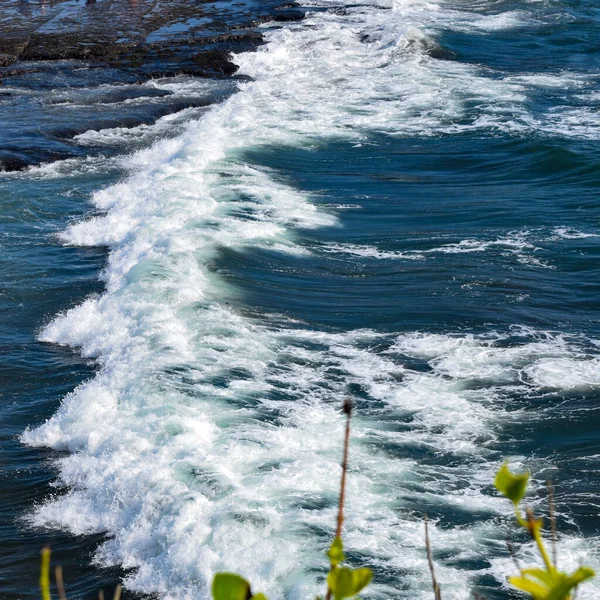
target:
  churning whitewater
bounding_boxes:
[21,0,600,598]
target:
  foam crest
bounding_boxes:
[48,77,228,108]
[395,330,600,393]
[0,154,124,180]
[319,242,424,260]
[552,227,599,240]
[320,230,553,268]
[27,311,600,598]
[231,4,528,140]
[525,357,600,390]
[74,107,209,147]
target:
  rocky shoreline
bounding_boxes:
[0,0,303,76]
[0,0,304,171]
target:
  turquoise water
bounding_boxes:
[2,1,600,598]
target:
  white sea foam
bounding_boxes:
[22,0,600,598]
[469,10,529,31]
[14,155,126,179]
[317,230,555,267]
[425,231,555,268]
[525,357,600,389]
[507,73,588,89]
[319,242,424,260]
[552,227,599,240]
[48,77,228,108]
[27,311,600,598]
[73,107,209,147]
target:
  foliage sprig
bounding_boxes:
[494,462,595,600]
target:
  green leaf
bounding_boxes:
[350,568,372,595]
[520,568,556,587]
[212,573,251,600]
[546,567,595,600]
[327,567,372,600]
[510,566,595,600]
[328,537,345,567]
[494,462,529,506]
[250,594,269,600]
[509,575,548,599]
[569,566,595,586]
[328,567,355,600]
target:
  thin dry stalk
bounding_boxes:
[547,480,557,568]
[424,514,442,600]
[336,398,353,539]
[99,590,105,600]
[113,584,122,600]
[325,399,354,600]
[55,565,68,600]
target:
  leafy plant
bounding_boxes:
[211,399,372,600]
[323,400,372,600]
[494,462,595,600]
[211,573,268,600]
[36,432,597,600]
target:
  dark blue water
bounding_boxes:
[2,0,600,598]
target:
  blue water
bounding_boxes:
[2,0,600,599]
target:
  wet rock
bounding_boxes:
[0,35,29,66]
[0,0,305,76]
[191,49,238,76]
[21,33,130,61]
[0,0,306,171]
[273,10,305,22]
[0,153,31,172]
[0,148,75,171]
[0,55,15,68]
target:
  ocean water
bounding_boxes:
[2,0,600,599]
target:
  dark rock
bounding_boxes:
[21,33,130,61]
[0,0,306,171]
[0,66,43,77]
[191,50,238,76]
[273,10,305,22]
[0,154,32,172]
[0,148,77,171]
[0,54,18,67]
[0,35,28,66]
[0,0,304,75]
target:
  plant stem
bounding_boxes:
[55,566,67,600]
[40,547,52,600]
[547,481,557,568]
[526,508,554,572]
[424,515,442,600]
[325,399,354,600]
[336,399,353,539]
